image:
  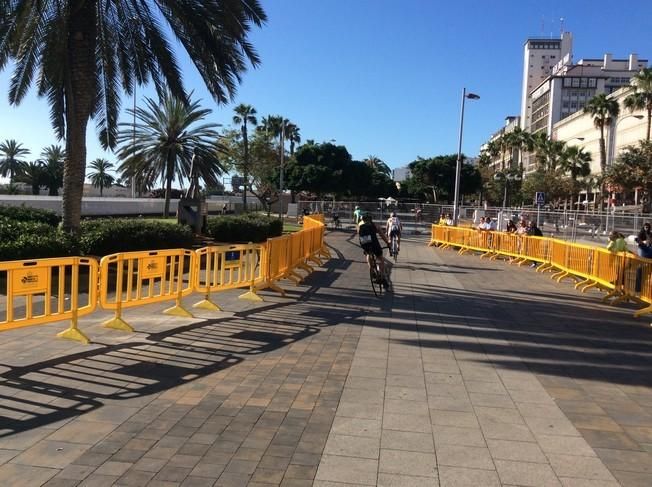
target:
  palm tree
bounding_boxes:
[88,158,115,196]
[505,127,533,171]
[0,139,30,183]
[0,1,266,233]
[233,104,257,210]
[117,93,224,218]
[533,137,565,172]
[584,94,620,175]
[363,155,391,176]
[16,161,45,195]
[623,68,652,141]
[561,145,592,205]
[39,145,66,196]
[285,123,301,156]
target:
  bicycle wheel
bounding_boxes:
[391,236,398,262]
[370,267,380,297]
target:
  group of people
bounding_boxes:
[354,207,403,288]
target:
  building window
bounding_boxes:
[572,78,580,87]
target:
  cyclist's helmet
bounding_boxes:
[355,205,360,210]
[362,213,372,223]
[391,212,397,217]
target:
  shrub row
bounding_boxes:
[0,205,60,226]
[205,214,283,243]
[0,218,193,261]
[0,213,285,261]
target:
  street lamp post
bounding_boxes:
[453,88,480,225]
[278,120,286,220]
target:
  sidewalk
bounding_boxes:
[0,231,651,486]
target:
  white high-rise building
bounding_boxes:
[520,33,573,131]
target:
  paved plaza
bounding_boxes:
[1,230,652,486]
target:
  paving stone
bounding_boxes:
[377,472,439,486]
[436,444,494,470]
[315,454,377,485]
[438,465,500,486]
[0,463,59,487]
[381,430,434,452]
[487,438,548,463]
[323,433,379,459]
[378,449,437,477]
[12,440,90,469]
[494,459,562,486]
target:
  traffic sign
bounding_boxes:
[535,192,545,206]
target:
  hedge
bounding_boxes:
[0,218,194,261]
[206,214,283,243]
[77,219,194,256]
[0,205,60,226]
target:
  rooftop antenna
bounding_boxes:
[540,15,545,35]
[560,17,565,35]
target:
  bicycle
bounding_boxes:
[367,250,390,297]
[331,215,342,231]
[389,233,399,262]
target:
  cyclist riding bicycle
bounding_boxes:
[331,209,340,227]
[353,205,363,225]
[358,213,390,287]
[386,212,403,252]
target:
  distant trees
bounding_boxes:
[624,68,652,142]
[116,93,224,217]
[0,139,30,183]
[404,155,481,203]
[584,93,620,175]
[604,141,652,211]
[87,159,115,196]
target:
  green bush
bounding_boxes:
[78,219,194,256]
[206,214,283,243]
[0,205,60,226]
[0,229,75,261]
[0,217,55,242]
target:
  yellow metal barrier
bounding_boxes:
[99,249,196,331]
[304,215,331,259]
[0,257,98,344]
[194,243,265,309]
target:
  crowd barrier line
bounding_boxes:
[194,243,265,310]
[99,248,196,332]
[430,224,652,319]
[0,257,98,344]
[0,215,330,343]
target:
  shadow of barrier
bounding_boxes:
[429,224,652,319]
[0,215,329,344]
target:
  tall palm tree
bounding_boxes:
[117,93,224,217]
[0,139,30,183]
[505,127,533,171]
[88,158,115,196]
[285,123,301,156]
[39,145,66,196]
[233,104,257,210]
[363,155,391,176]
[536,138,566,172]
[623,68,652,141]
[584,93,620,175]
[561,145,592,204]
[16,161,45,195]
[0,1,266,233]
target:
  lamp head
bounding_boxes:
[466,93,480,100]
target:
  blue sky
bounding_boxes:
[1,0,651,180]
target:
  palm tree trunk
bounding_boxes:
[164,154,174,218]
[599,125,608,211]
[61,1,97,233]
[242,124,248,212]
[647,106,651,142]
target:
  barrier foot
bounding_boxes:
[320,247,332,259]
[163,305,194,318]
[239,289,264,302]
[287,272,303,285]
[102,316,135,333]
[57,324,90,345]
[309,256,323,266]
[428,240,437,247]
[298,263,313,273]
[193,299,222,312]
[612,293,633,305]
[574,278,591,290]
[480,251,493,259]
[263,281,286,296]
[633,305,652,318]
[602,289,620,302]
[580,281,599,293]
